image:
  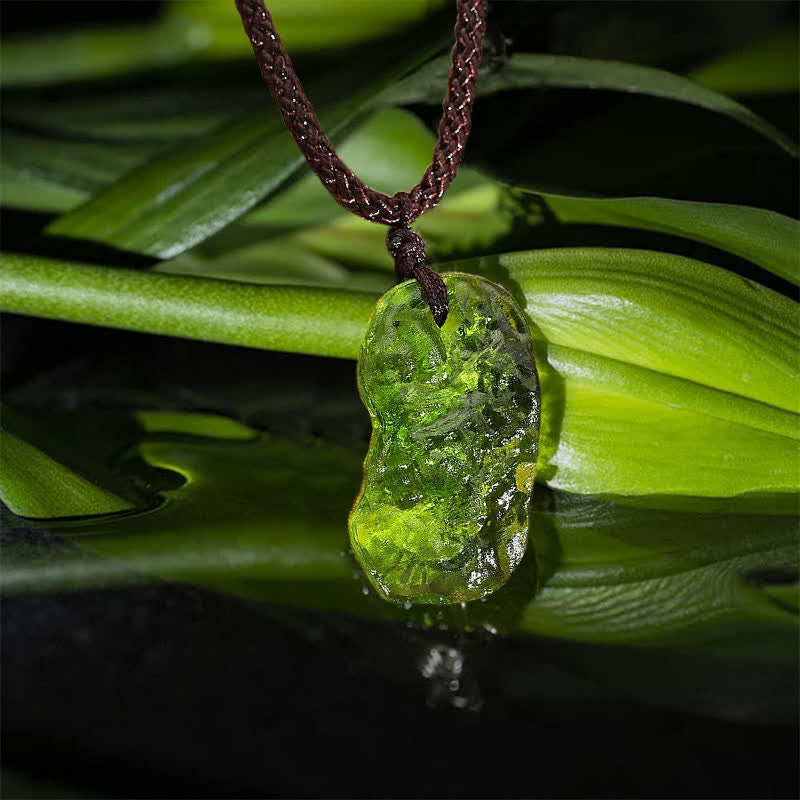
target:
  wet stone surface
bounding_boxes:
[350,273,540,604]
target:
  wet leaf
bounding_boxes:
[522,492,798,655]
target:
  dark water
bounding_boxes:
[2,579,798,799]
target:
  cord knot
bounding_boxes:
[386,226,449,328]
[387,226,425,278]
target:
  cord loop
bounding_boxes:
[235,0,487,325]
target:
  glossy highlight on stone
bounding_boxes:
[349,273,540,605]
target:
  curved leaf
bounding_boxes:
[386,52,798,157]
[389,54,799,210]
[236,109,798,286]
[476,247,798,414]
[536,344,798,498]
[539,193,800,286]
[0,161,88,214]
[240,109,488,233]
[0,18,199,89]
[164,0,451,60]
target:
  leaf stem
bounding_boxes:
[0,254,375,360]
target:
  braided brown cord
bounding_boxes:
[234,0,487,325]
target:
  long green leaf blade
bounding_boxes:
[1,129,163,197]
[540,193,800,286]
[386,52,799,157]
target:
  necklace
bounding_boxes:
[236,0,541,606]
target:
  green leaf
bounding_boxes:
[522,492,798,654]
[135,410,258,439]
[388,53,798,209]
[265,183,511,273]
[488,2,790,75]
[0,129,163,207]
[225,109,511,270]
[0,0,450,87]
[535,344,798,498]
[539,193,800,286]
[0,404,149,519]
[178,180,509,289]
[2,247,797,501]
[0,429,133,519]
[47,110,308,257]
[45,32,447,258]
[158,237,394,294]
[2,86,264,143]
[387,52,798,157]
[0,161,89,214]
[476,247,798,414]
[237,109,797,287]
[164,0,452,59]
[690,26,800,96]
[0,17,201,88]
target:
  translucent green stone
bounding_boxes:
[349,273,541,605]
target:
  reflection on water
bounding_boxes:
[420,643,482,711]
[1,407,798,725]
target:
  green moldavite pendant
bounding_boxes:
[349,273,541,605]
